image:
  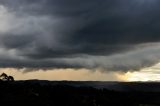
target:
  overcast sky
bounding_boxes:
[0,0,160,73]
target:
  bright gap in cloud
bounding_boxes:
[126,63,160,81]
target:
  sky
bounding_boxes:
[0,0,160,81]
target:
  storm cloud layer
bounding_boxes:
[0,0,160,71]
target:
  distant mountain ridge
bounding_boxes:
[14,80,160,92]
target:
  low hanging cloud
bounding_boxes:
[0,0,160,71]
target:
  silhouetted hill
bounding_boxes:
[0,80,160,106]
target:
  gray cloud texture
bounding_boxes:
[0,0,160,71]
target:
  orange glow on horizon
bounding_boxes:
[0,68,125,81]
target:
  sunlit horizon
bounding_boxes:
[1,63,160,82]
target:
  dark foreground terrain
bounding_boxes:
[0,80,160,106]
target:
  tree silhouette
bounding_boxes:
[8,76,14,81]
[0,73,14,81]
[0,73,8,81]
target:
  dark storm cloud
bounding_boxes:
[0,0,160,71]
